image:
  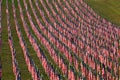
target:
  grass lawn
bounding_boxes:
[1,0,15,79]
[85,0,120,26]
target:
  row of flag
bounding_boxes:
[38,0,119,79]
[12,0,41,79]
[6,0,21,79]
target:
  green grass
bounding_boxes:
[85,0,120,26]
[0,0,14,79]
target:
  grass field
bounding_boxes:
[86,0,120,26]
[0,0,120,80]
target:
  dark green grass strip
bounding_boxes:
[8,0,32,80]
[0,0,14,79]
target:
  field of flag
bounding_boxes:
[0,0,120,80]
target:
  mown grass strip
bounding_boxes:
[0,0,14,79]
